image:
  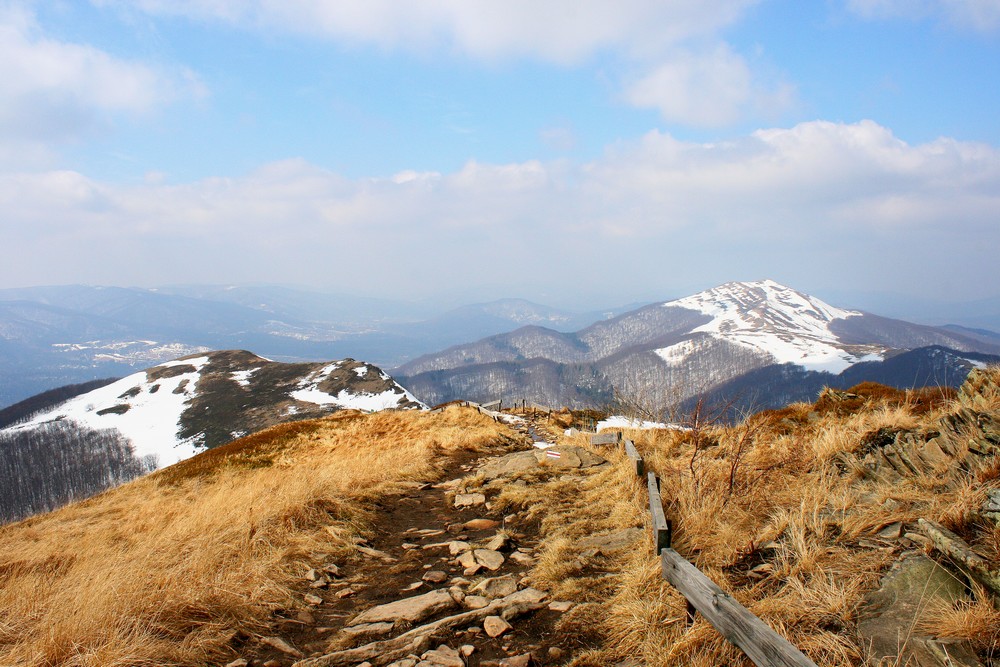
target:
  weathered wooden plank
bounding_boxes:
[480,400,502,411]
[591,431,621,446]
[647,472,670,554]
[660,549,818,667]
[624,439,644,476]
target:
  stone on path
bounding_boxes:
[463,594,490,609]
[477,446,607,480]
[260,636,304,658]
[471,574,519,599]
[483,615,512,638]
[473,548,505,571]
[547,600,574,612]
[422,570,449,583]
[464,518,501,531]
[349,588,458,626]
[448,540,472,555]
[303,593,323,605]
[421,644,465,667]
[454,493,486,508]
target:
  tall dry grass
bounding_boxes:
[502,376,1000,666]
[0,407,510,667]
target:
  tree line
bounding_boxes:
[0,420,155,524]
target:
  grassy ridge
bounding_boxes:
[0,407,511,667]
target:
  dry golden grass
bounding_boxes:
[0,407,511,667]
[501,372,1000,666]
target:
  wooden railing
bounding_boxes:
[595,432,819,667]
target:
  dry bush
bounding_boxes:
[0,407,509,667]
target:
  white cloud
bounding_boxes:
[104,0,774,127]
[0,3,202,164]
[0,120,997,300]
[623,44,794,127]
[111,0,758,62]
[847,0,1000,30]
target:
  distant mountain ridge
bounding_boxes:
[0,285,633,407]
[397,280,1000,411]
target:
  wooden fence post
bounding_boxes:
[624,440,644,476]
[646,472,671,555]
[660,549,818,667]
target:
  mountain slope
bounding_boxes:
[4,350,423,470]
[398,280,1000,410]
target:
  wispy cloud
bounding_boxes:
[0,3,204,165]
[847,0,1000,31]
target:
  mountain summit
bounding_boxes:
[399,280,1000,411]
[659,279,883,373]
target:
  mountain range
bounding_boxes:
[397,280,1000,414]
[0,285,631,407]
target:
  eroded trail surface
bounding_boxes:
[242,413,586,667]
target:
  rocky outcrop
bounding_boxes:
[858,554,982,667]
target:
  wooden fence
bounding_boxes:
[596,433,818,667]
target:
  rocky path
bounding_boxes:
[235,413,587,667]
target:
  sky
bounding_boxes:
[1,0,999,312]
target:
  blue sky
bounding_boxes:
[1,0,999,311]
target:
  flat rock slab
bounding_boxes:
[478,446,608,480]
[858,554,982,667]
[349,589,457,627]
[473,549,505,571]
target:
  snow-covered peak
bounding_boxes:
[664,280,859,335]
[659,280,880,373]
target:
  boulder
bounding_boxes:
[858,554,982,667]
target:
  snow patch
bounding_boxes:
[231,368,259,387]
[12,355,211,468]
[596,415,686,432]
[655,339,702,366]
